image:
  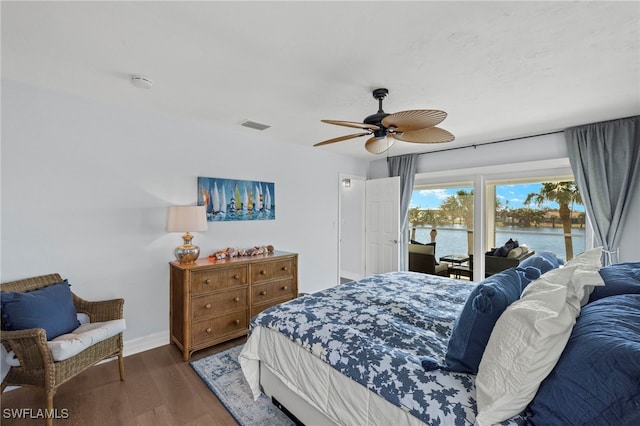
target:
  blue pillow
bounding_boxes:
[518,251,563,274]
[1,280,80,340]
[442,266,542,373]
[588,262,640,303]
[528,294,640,425]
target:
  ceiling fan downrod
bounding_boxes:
[372,88,389,113]
[364,88,391,130]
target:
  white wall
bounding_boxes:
[1,80,369,350]
[370,132,640,262]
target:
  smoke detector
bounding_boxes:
[130,75,153,89]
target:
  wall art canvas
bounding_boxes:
[197,177,275,222]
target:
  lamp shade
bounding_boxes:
[167,206,208,232]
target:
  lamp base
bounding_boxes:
[174,232,200,264]
[175,244,200,264]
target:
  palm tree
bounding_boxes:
[524,182,583,260]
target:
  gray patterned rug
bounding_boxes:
[190,344,295,426]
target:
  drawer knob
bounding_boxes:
[205,279,211,285]
[260,270,266,275]
[234,297,240,302]
[205,303,212,309]
[282,266,288,271]
[206,328,212,334]
[260,290,267,296]
[282,286,288,290]
[234,319,240,325]
[233,274,240,280]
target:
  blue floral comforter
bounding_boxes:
[251,271,526,425]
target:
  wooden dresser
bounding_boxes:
[169,250,298,360]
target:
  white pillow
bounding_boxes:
[507,246,523,258]
[475,248,604,425]
[562,247,604,306]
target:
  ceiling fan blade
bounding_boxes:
[322,119,380,131]
[382,110,447,132]
[314,132,370,147]
[394,127,455,143]
[365,135,396,154]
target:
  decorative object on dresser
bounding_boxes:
[170,251,298,360]
[167,205,208,264]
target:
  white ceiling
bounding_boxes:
[2,1,639,160]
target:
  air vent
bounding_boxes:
[241,120,271,131]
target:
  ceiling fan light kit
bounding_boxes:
[315,88,454,154]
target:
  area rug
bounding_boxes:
[190,344,295,426]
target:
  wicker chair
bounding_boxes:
[1,273,124,425]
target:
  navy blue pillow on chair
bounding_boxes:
[442,266,541,373]
[1,280,80,340]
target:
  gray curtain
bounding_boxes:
[388,154,418,270]
[565,115,640,265]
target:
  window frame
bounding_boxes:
[413,158,593,281]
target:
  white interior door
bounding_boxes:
[365,176,400,276]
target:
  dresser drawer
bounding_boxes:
[252,278,295,305]
[191,266,248,295]
[251,258,294,283]
[191,288,248,321]
[191,310,248,346]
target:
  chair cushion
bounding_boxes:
[506,246,524,258]
[1,280,80,340]
[435,262,449,274]
[5,319,126,365]
[408,243,435,256]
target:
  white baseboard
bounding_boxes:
[123,330,170,357]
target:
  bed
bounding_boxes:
[239,251,640,425]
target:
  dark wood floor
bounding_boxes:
[1,338,247,426]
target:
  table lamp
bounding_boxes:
[167,205,208,264]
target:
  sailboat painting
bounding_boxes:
[197,176,275,222]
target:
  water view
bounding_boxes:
[413,225,585,263]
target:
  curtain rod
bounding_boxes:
[418,129,564,156]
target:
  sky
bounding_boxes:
[411,183,585,212]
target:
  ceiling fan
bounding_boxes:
[314,88,454,154]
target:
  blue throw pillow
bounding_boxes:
[442,266,542,373]
[518,251,563,274]
[1,280,80,340]
[588,262,640,303]
[528,294,640,425]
